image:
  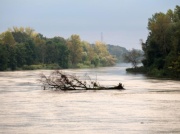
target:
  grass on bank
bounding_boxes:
[20,64,61,70]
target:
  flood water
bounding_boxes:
[0,63,180,134]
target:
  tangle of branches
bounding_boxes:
[39,70,124,91]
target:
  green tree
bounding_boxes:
[67,35,83,67]
[56,43,69,68]
[8,45,17,70]
[24,40,36,65]
[124,49,143,68]
[15,43,26,67]
[12,31,30,43]
[107,44,128,62]
[1,31,16,46]
[0,44,8,70]
[142,5,180,78]
[94,41,116,66]
[33,34,46,64]
[148,12,172,55]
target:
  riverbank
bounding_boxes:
[126,66,180,80]
[3,63,116,71]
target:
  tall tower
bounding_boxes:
[101,32,103,42]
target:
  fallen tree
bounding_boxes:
[39,70,124,91]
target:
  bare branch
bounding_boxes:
[38,70,124,91]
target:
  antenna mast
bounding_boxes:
[101,32,103,42]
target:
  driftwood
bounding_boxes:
[39,70,124,91]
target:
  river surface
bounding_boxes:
[0,63,180,134]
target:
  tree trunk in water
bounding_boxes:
[38,70,124,91]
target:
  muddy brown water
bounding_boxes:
[0,64,180,134]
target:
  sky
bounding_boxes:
[0,0,179,49]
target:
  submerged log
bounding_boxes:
[39,70,124,91]
[106,83,124,89]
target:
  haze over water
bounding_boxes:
[0,64,180,134]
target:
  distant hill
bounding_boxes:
[107,44,128,62]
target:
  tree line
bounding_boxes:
[141,5,180,78]
[107,44,128,62]
[0,27,116,71]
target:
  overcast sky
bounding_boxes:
[0,0,179,49]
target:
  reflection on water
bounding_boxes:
[0,63,180,134]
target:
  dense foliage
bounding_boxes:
[107,44,128,62]
[0,27,116,71]
[123,49,143,68]
[142,5,180,78]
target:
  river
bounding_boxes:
[0,63,180,134]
